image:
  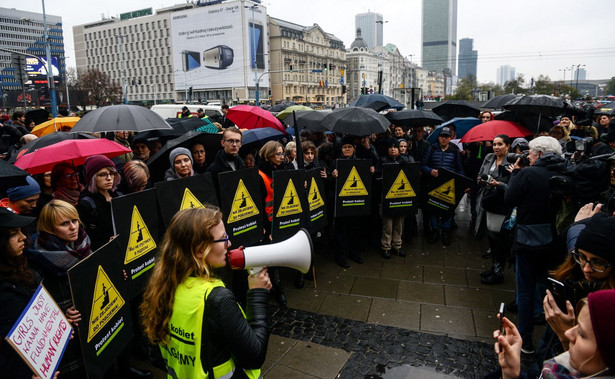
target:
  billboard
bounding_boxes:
[170,0,268,90]
[25,57,59,77]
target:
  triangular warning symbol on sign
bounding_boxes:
[308,177,325,211]
[276,179,303,217]
[339,166,368,197]
[87,266,125,342]
[227,179,260,224]
[428,179,456,204]
[180,188,205,210]
[385,170,417,199]
[125,206,157,264]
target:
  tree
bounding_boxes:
[606,77,615,96]
[556,83,581,100]
[76,68,122,108]
[449,76,475,100]
[504,74,527,95]
[478,82,504,97]
[532,75,555,95]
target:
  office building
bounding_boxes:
[497,65,516,86]
[355,12,383,49]
[421,0,457,75]
[575,67,586,81]
[457,38,477,80]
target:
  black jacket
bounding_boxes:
[77,190,121,251]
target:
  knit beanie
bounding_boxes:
[575,213,615,264]
[587,289,615,369]
[85,155,115,184]
[341,135,356,146]
[168,147,193,167]
[7,175,41,201]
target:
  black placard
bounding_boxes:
[272,169,309,241]
[424,168,473,214]
[305,168,328,232]
[111,189,159,299]
[334,159,372,217]
[68,239,133,378]
[219,168,264,247]
[154,173,219,228]
[381,163,421,217]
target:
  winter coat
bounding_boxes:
[420,143,465,176]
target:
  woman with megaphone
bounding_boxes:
[141,207,272,379]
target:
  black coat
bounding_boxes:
[77,190,121,251]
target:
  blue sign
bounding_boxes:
[340,77,344,84]
[312,69,323,73]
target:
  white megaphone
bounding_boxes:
[227,229,313,275]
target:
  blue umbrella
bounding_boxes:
[242,127,285,145]
[426,117,481,143]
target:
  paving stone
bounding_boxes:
[398,281,445,305]
[420,304,475,336]
[308,270,355,295]
[380,262,423,282]
[261,335,297,375]
[408,250,445,266]
[318,293,372,321]
[472,309,500,339]
[263,364,318,378]
[350,276,399,299]
[444,286,495,309]
[284,287,324,313]
[368,298,421,330]
[423,266,468,286]
[278,341,351,378]
[444,250,485,270]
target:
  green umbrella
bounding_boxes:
[276,105,313,121]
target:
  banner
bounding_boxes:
[272,169,308,241]
[334,159,372,217]
[381,163,420,217]
[5,285,72,379]
[424,168,473,215]
[111,189,159,299]
[68,239,133,378]
[305,168,327,232]
[155,173,219,228]
[219,168,263,246]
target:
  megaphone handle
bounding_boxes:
[248,267,264,276]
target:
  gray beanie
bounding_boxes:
[169,147,193,167]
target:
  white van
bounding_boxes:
[151,104,223,121]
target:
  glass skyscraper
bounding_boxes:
[458,38,477,80]
[421,0,457,75]
[355,12,383,50]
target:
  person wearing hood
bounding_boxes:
[504,136,569,356]
[164,147,194,181]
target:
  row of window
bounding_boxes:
[86,45,171,62]
[0,23,62,37]
[85,19,168,40]
[85,29,170,47]
[281,40,344,59]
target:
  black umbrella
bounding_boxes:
[482,94,521,109]
[595,102,615,116]
[502,95,567,118]
[385,110,443,128]
[282,110,331,132]
[133,129,180,142]
[10,131,97,163]
[269,102,297,113]
[350,94,405,112]
[72,104,174,133]
[432,100,481,121]
[321,107,390,136]
[495,111,554,133]
[0,159,29,189]
[165,117,211,134]
[26,109,50,125]
[147,131,222,183]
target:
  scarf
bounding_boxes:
[53,185,83,206]
[34,227,91,274]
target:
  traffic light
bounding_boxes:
[341,85,347,94]
[323,63,327,71]
[11,54,27,85]
[289,64,293,72]
[329,64,333,71]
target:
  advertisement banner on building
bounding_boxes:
[170,0,268,90]
[25,56,60,77]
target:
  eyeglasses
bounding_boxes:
[63,172,78,178]
[571,250,613,273]
[275,152,285,156]
[213,233,230,248]
[96,171,117,178]
[224,139,242,145]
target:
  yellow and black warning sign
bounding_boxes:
[180,188,205,209]
[428,179,456,204]
[228,179,260,224]
[305,168,327,232]
[276,179,303,217]
[125,206,157,264]
[424,168,473,215]
[87,265,125,343]
[339,166,368,197]
[308,177,325,211]
[385,170,417,199]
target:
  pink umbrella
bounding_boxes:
[15,139,132,175]
[460,120,532,143]
[226,105,285,133]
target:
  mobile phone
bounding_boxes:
[203,45,234,70]
[498,302,506,335]
[547,277,568,313]
[182,50,201,72]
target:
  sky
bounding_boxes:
[13,0,615,84]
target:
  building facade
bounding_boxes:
[497,64,516,86]
[355,12,383,50]
[457,37,477,80]
[421,0,457,75]
[346,28,379,102]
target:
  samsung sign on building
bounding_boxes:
[120,8,153,21]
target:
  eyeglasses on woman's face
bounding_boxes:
[213,233,230,248]
[571,250,613,273]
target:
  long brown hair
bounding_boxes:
[550,254,615,290]
[0,227,35,287]
[140,207,222,345]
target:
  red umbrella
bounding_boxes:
[15,139,132,175]
[460,120,532,143]
[226,105,285,132]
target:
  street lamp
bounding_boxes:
[41,0,58,117]
[63,56,71,111]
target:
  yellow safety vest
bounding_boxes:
[160,277,261,379]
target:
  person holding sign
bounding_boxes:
[141,207,272,379]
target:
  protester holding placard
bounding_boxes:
[141,207,272,379]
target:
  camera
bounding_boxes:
[480,174,492,184]
[510,152,530,167]
[565,137,593,156]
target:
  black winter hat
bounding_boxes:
[576,213,615,264]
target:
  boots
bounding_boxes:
[295,272,305,289]
[481,262,504,285]
[269,268,287,306]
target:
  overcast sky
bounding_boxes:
[15,0,615,84]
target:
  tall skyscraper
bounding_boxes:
[355,12,383,49]
[497,65,516,86]
[421,0,457,75]
[575,67,587,81]
[457,38,477,80]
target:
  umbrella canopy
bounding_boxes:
[350,94,405,112]
[385,110,443,128]
[432,100,481,121]
[321,107,390,136]
[226,105,285,132]
[165,117,212,134]
[25,109,50,125]
[30,117,81,137]
[460,120,532,143]
[276,105,313,120]
[71,104,173,133]
[595,102,615,116]
[0,159,29,189]
[502,95,567,118]
[242,127,285,145]
[426,117,481,143]
[269,102,297,112]
[495,111,555,133]
[10,132,97,163]
[14,139,133,175]
[482,94,521,109]
[146,131,222,183]
[282,110,331,132]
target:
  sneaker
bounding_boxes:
[381,249,391,259]
[393,248,406,257]
[480,271,503,285]
[335,256,350,268]
[349,253,364,264]
[480,267,494,278]
[521,339,535,355]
